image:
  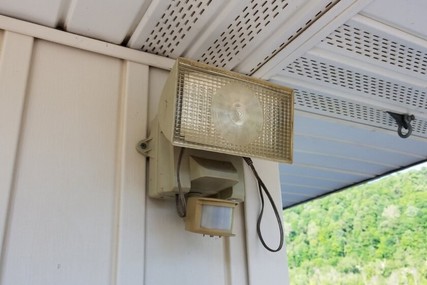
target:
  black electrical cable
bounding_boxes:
[176,147,186,217]
[243,157,284,252]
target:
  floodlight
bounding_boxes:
[157,58,294,163]
[138,58,294,242]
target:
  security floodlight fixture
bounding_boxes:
[138,58,294,242]
[157,58,294,163]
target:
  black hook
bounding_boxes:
[387,112,415,138]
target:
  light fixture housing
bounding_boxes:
[157,58,294,163]
[138,58,294,239]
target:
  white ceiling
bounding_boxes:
[1,0,426,208]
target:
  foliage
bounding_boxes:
[283,166,427,285]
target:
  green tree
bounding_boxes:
[284,166,427,284]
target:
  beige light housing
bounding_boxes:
[140,122,245,201]
[158,58,294,163]
[137,58,294,238]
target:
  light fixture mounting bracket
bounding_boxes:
[136,137,152,157]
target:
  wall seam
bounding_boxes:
[0,33,35,284]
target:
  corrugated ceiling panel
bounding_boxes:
[282,193,310,205]
[282,185,328,197]
[280,175,344,190]
[280,113,427,208]
[293,115,427,157]
[294,135,418,167]
[294,152,391,174]
[280,164,371,182]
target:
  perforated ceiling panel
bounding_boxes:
[128,0,226,58]
[140,0,213,56]
[285,56,427,111]
[234,0,340,74]
[198,0,292,68]
[273,12,427,142]
[278,54,427,139]
[127,0,344,73]
[322,23,427,76]
[179,0,342,72]
[292,88,427,136]
[244,0,339,74]
[318,16,427,80]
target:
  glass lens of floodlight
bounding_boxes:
[201,205,233,231]
[171,59,293,163]
[212,83,263,145]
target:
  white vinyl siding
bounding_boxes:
[0,26,289,285]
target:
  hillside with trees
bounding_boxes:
[283,166,427,285]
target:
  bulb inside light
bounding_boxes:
[212,83,263,145]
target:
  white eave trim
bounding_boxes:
[0,15,174,70]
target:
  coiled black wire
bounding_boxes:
[243,157,284,252]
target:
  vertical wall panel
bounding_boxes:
[114,61,148,285]
[144,199,228,285]
[0,31,33,260]
[244,159,290,285]
[0,40,123,285]
[227,205,249,285]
